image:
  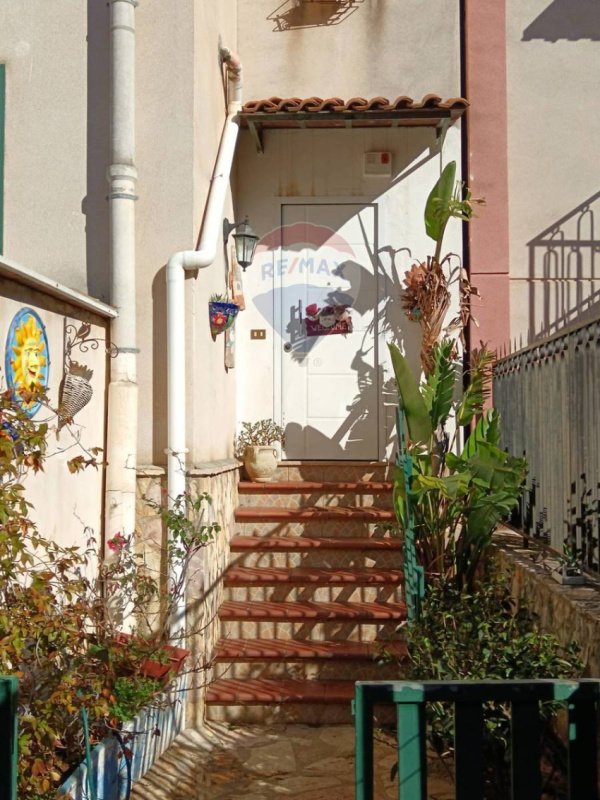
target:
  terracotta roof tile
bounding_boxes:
[241,94,468,114]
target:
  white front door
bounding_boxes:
[279,203,379,460]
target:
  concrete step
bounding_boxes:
[235,519,393,538]
[235,506,395,523]
[223,584,402,604]
[214,638,406,661]
[219,599,406,622]
[212,638,405,681]
[230,535,402,551]
[204,678,396,725]
[224,566,403,587]
[206,678,355,705]
[237,481,393,509]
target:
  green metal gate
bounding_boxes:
[355,679,600,800]
[0,676,18,800]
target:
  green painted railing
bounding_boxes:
[0,676,18,800]
[395,406,424,624]
[355,680,600,800]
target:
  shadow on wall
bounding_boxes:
[84,0,110,302]
[268,0,365,31]
[523,0,600,41]
[527,190,600,341]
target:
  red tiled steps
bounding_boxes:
[230,535,402,551]
[235,506,394,522]
[219,599,406,622]
[224,566,403,586]
[238,481,393,493]
[206,678,355,705]
[214,638,406,661]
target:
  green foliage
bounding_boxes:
[424,160,483,263]
[234,418,286,458]
[404,570,583,798]
[387,344,432,444]
[109,676,162,723]
[424,161,456,245]
[390,341,526,587]
[421,339,457,429]
[456,345,494,426]
[0,390,214,797]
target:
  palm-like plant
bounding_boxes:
[389,340,526,588]
[403,161,484,373]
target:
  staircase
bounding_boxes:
[206,463,407,724]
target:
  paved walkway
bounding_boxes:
[131,723,454,799]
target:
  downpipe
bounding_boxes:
[166,48,242,638]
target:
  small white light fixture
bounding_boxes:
[223,216,259,271]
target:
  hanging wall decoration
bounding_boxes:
[208,293,239,338]
[5,307,50,416]
[305,303,353,338]
[57,321,118,430]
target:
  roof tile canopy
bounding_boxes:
[242,94,468,114]
[239,95,468,150]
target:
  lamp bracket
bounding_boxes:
[223,218,238,243]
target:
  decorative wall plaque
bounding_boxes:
[5,307,50,416]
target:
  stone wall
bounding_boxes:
[136,460,240,726]
[494,530,600,676]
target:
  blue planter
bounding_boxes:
[58,676,186,800]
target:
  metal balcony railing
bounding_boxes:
[493,315,600,571]
[0,676,18,800]
[354,680,600,800]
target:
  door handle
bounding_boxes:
[283,342,292,353]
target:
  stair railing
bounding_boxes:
[355,679,600,800]
[395,405,424,624]
[0,676,18,800]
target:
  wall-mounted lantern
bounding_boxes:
[223,216,259,271]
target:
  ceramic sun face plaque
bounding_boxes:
[5,307,50,416]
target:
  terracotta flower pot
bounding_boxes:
[113,633,190,682]
[244,445,278,482]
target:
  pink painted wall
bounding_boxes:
[464,0,510,356]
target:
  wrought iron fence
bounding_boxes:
[0,676,18,800]
[493,314,600,571]
[354,679,600,800]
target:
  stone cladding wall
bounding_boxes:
[494,530,600,676]
[136,461,240,726]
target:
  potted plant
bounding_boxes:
[550,543,585,586]
[208,292,239,338]
[235,419,285,482]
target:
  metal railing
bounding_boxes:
[493,315,600,570]
[0,676,18,800]
[354,679,600,800]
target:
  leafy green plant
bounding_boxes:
[0,388,217,797]
[109,676,162,723]
[234,418,286,459]
[401,160,484,373]
[390,340,526,587]
[402,570,583,799]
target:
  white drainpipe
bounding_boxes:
[167,48,243,636]
[105,0,138,548]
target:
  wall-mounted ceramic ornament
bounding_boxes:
[5,307,50,417]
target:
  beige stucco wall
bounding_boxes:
[0,2,94,294]
[0,278,108,550]
[135,0,238,466]
[506,0,600,343]
[237,0,461,101]
[1,1,240,466]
